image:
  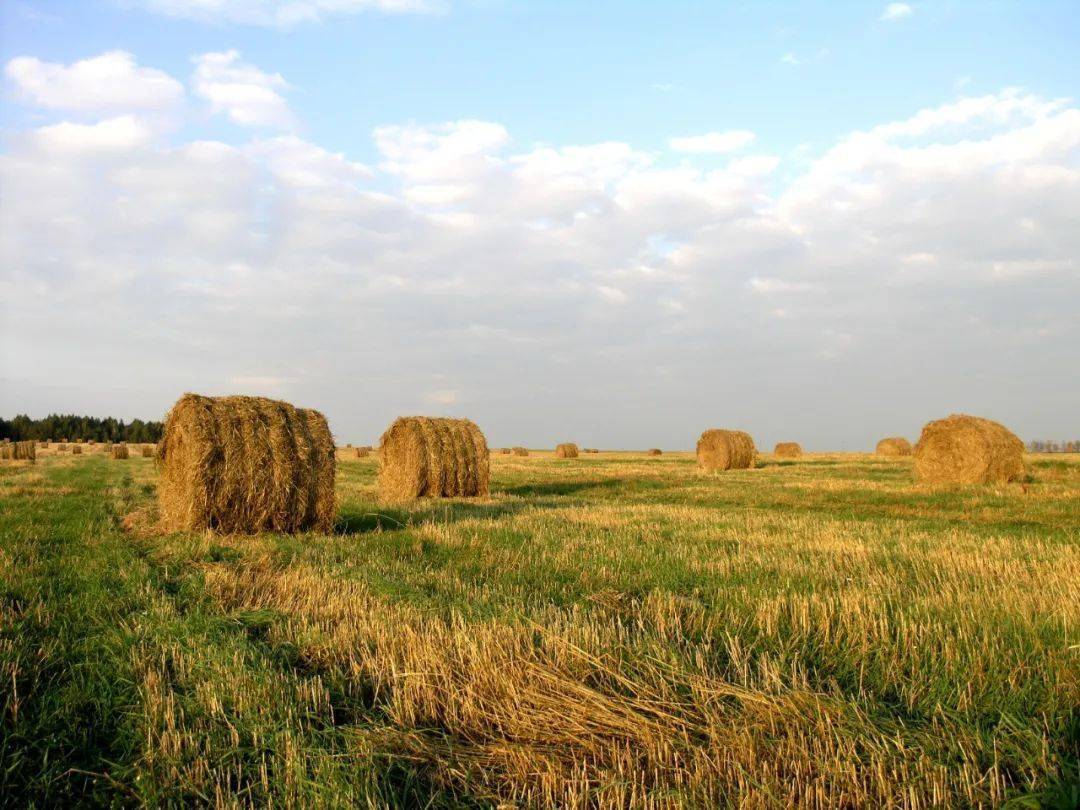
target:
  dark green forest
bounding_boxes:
[0,414,163,443]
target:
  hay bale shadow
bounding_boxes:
[335,499,535,535]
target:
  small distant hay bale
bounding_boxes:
[697,429,756,471]
[774,442,803,458]
[72,445,83,456]
[499,447,511,455]
[876,437,912,457]
[88,440,95,446]
[57,443,69,453]
[913,414,1026,485]
[583,448,599,454]
[141,445,154,458]
[512,447,529,457]
[555,443,579,459]
[111,444,129,459]
[158,393,336,534]
[647,448,662,456]
[355,447,369,458]
[377,416,489,501]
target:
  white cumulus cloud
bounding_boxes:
[5,51,183,113]
[669,130,756,154]
[191,50,293,129]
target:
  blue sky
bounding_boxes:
[6,1,1078,162]
[1,1,1078,448]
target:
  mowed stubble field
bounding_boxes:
[1,448,1078,808]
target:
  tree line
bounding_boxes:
[1027,440,1080,453]
[0,414,164,444]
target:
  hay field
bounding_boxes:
[1,450,1078,807]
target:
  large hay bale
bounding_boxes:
[377,416,489,501]
[5,441,36,461]
[555,443,579,459]
[913,414,1025,485]
[157,393,336,534]
[647,448,662,456]
[876,437,912,457]
[111,443,129,459]
[774,442,803,458]
[512,447,529,457]
[697,429,756,471]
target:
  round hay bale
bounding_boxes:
[774,442,803,458]
[697,429,756,471]
[583,448,599,454]
[913,414,1025,485]
[57,443,68,453]
[555,443,579,459]
[647,448,662,456]
[355,447,369,458]
[72,445,83,456]
[499,448,511,455]
[0,445,10,460]
[512,447,529,457]
[141,445,154,458]
[876,437,912,457]
[377,416,489,501]
[157,393,336,534]
[111,443,129,460]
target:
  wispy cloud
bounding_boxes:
[133,0,442,27]
[880,3,913,21]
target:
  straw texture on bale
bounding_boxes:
[876,437,912,457]
[157,393,336,534]
[555,443,579,459]
[913,414,1026,485]
[1,441,38,461]
[111,444,129,459]
[377,416,489,501]
[72,445,83,456]
[697,429,756,471]
[512,447,529,457]
[647,448,662,456]
[774,442,803,458]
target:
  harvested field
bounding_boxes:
[1,450,1077,807]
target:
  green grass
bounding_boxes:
[1,451,1078,807]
